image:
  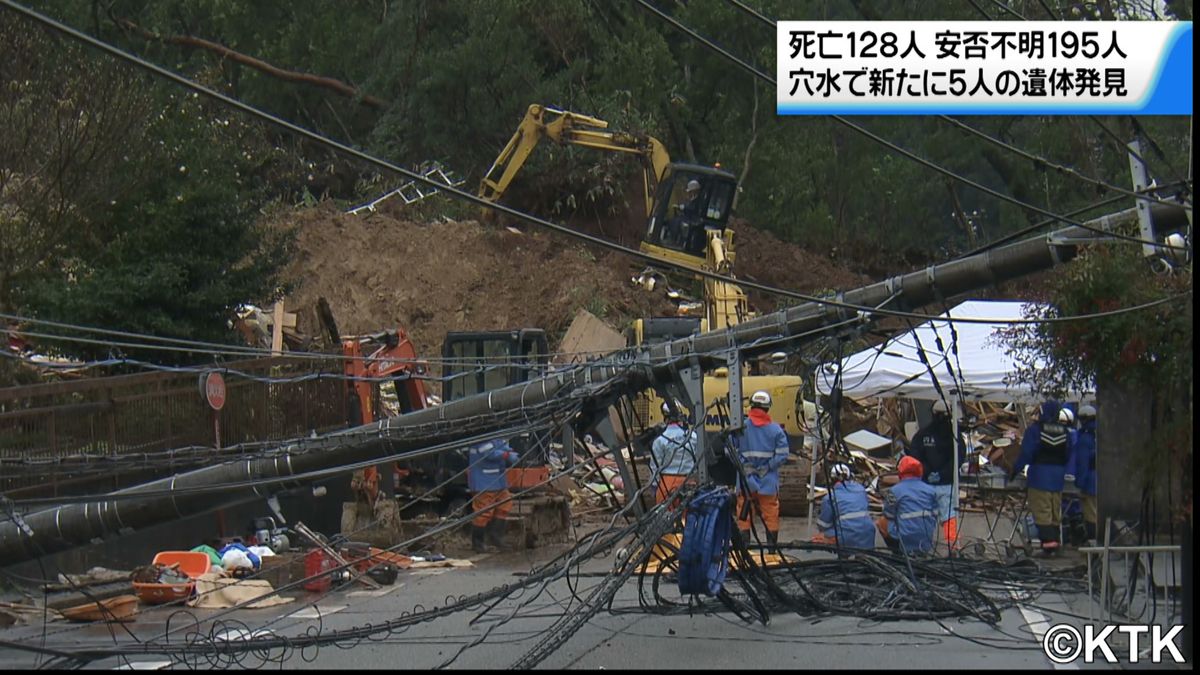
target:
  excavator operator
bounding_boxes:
[664,179,703,249]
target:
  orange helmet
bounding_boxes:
[898,455,924,480]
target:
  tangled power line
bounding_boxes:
[0,1,1185,669]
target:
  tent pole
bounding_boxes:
[807,375,821,534]
[951,394,962,556]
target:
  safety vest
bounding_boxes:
[678,486,733,597]
[1036,422,1070,466]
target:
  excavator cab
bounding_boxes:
[642,165,738,269]
[435,330,551,502]
[442,329,550,401]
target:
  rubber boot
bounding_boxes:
[471,525,489,554]
[486,518,509,552]
[1037,524,1060,556]
[766,530,779,547]
[943,518,959,552]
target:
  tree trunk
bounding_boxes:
[733,84,760,211]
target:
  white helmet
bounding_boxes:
[1078,404,1097,419]
[830,463,852,481]
[749,390,772,409]
[932,399,949,414]
[1058,408,1075,425]
[660,400,683,420]
[686,179,700,192]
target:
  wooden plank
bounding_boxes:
[272,302,285,356]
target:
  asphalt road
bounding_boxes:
[0,514,1127,671]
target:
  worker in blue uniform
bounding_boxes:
[1012,400,1077,555]
[732,390,791,546]
[651,400,698,506]
[1068,404,1098,544]
[468,438,519,553]
[812,463,877,550]
[876,455,939,555]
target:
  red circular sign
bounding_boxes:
[201,371,226,411]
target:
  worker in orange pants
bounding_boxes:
[470,489,513,551]
[651,401,698,509]
[656,474,690,506]
[735,491,781,535]
[468,439,519,553]
[731,391,791,546]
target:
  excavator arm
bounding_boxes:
[479,104,671,217]
[703,231,749,330]
[344,329,428,507]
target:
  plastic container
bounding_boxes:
[132,551,211,605]
[151,551,211,579]
[304,548,336,593]
[133,581,194,604]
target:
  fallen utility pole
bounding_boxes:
[0,203,1187,565]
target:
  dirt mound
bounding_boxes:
[280,203,873,358]
[282,203,674,357]
[733,222,872,311]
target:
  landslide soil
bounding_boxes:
[281,202,870,358]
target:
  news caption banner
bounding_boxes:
[777,22,1192,115]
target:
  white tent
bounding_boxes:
[815,299,1094,403]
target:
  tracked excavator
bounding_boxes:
[340,328,553,534]
[480,104,818,512]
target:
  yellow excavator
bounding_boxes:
[479,104,816,457]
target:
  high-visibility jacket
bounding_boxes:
[883,477,938,554]
[651,423,698,478]
[1070,420,1097,496]
[1014,402,1075,493]
[467,439,518,493]
[817,481,876,549]
[732,410,790,495]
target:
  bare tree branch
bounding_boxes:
[733,83,760,212]
[115,17,388,109]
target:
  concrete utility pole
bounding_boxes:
[0,203,1188,565]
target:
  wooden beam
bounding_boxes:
[272,302,285,356]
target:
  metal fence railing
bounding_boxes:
[1081,537,1184,626]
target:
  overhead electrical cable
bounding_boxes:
[634,0,1191,252]
[0,0,1186,335]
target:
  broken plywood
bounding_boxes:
[554,309,625,365]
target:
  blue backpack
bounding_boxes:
[678,486,733,596]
